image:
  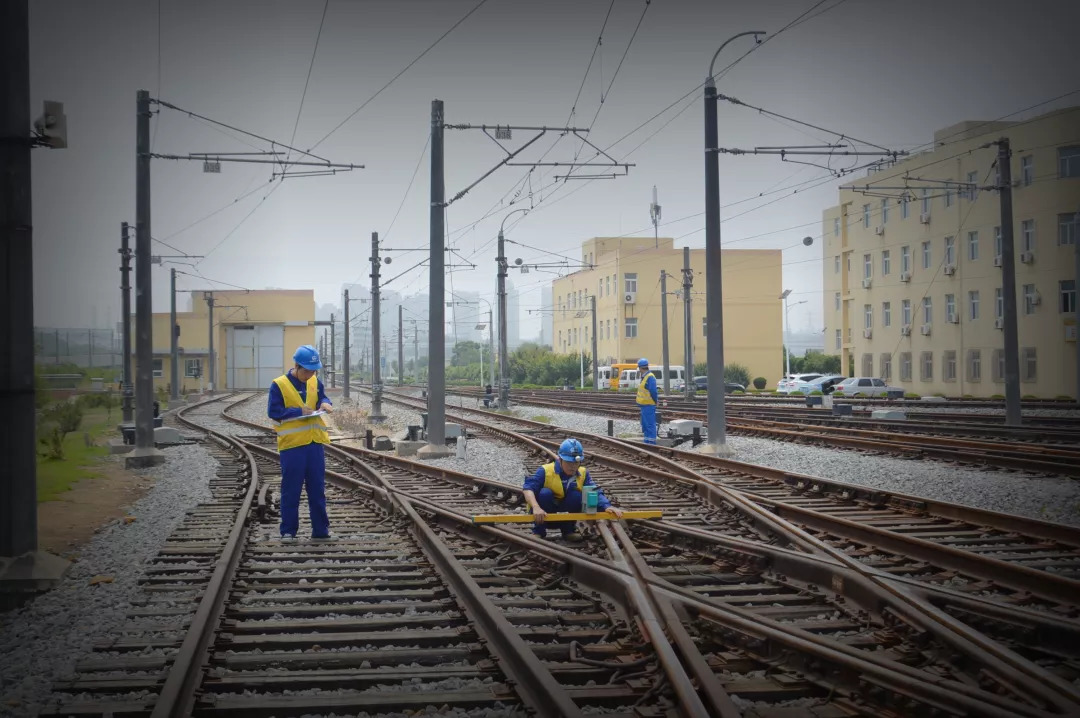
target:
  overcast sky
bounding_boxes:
[29,0,1080,339]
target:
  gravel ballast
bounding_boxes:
[0,443,217,715]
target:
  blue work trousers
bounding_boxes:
[532,486,582,538]
[639,403,657,444]
[279,442,330,538]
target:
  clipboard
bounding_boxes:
[278,410,327,423]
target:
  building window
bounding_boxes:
[834,255,841,274]
[863,253,872,279]
[920,351,933,381]
[901,245,911,273]
[967,230,979,260]
[834,217,840,236]
[969,290,980,320]
[702,317,707,337]
[152,359,163,378]
[625,317,638,339]
[995,288,1003,319]
[846,327,853,344]
[624,273,638,294]
[1059,212,1079,246]
[967,349,981,382]
[1022,347,1037,382]
[994,226,1002,258]
[900,352,912,381]
[921,240,931,269]
[922,296,932,325]
[881,198,889,225]
[921,188,931,215]
[864,304,872,329]
[943,350,957,382]
[184,358,202,378]
[861,353,873,376]
[944,181,953,207]
[945,294,956,322]
[966,170,979,200]
[558,330,562,347]
[1021,219,1036,252]
[944,236,955,265]
[573,327,578,345]
[993,349,1005,383]
[880,353,892,380]
[835,329,841,349]
[1062,280,1077,314]
[882,249,891,276]
[901,194,910,219]
[863,203,871,228]
[847,255,851,272]
[605,276,611,296]
[1020,155,1033,186]
[901,299,912,326]
[1059,146,1080,178]
[882,301,891,327]
[1023,284,1038,314]
[834,292,841,311]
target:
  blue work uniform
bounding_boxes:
[268,371,332,538]
[636,371,658,444]
[523,459,611,538]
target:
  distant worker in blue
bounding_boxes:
[523,438,623,542]
[636,357,658,445]
[268,344,334,541]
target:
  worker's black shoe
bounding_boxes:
[563,532,585,543]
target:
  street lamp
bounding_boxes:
[780,237,814,380]
[702,30,765,457]
[497,209,528,409]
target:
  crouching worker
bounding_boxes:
[523,438,623,541]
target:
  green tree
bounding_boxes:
[693,362,708,377]
[451,341,482,367]
[724,363,751,386]
[800,351,842,374]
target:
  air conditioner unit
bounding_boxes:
[1020,251,1035,264]
[1030,292,1042,306]
[874,225,885,236]
[947,313,959,324]
[901,325,912,336]
[920,324,932,335]
[993,255,1003,267]
[863,328,873,339]
[899,272,911,283]
[943,264,956,276]
[994,318,1004,329]
[920,213,931,224]
[624,292,636,304]
[862,278,872,289]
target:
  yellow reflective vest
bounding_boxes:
[272,374,330,451]
[636,373,656,405]
[541,462,587,499]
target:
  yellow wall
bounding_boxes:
[823,106,1080,398]
[553,238,782,388]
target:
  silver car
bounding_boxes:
[833,376,903,397]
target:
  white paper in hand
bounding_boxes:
[279,410,327,423]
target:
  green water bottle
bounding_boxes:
[581,485,599,514]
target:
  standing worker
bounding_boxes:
[636,357,658,445]
[268,344,334,541]
[523,438,623,541]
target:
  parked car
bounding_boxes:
[832,376,904,397]
[693,376,708,391]
[776,373,824,394]
[789,374,846,395]
[692,376,744,393]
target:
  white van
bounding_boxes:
[598,366,613,390]
[619,368,640,391]
[648,365,686,391]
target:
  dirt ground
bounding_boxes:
[36,457,155,559]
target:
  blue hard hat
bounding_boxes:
[637,357,649,368]
[558,438,584,463]
[293,344,322,370]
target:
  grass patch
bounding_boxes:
[36,406,115,502]
[530,415,552,424]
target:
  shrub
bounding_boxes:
[1056,395,1074,400]
[904,392,920,399]
[1022,394,1038,400]
[38,400,85,460]
[724,364,751,387]
[990,394,1005,399]
[809,390,823,396]
[934,393,946,398]
[732,390,745,395]
[752,377,766,390]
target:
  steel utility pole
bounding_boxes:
[660,270,671,394]
[119,222,134,423]
[496,224,513,409]
[206,292,215,393]
[343,290,351,400]
[369,232,385,422]
[330,312,336,389]
[130,89,164,466]
[996,138,1021,426]
[1074,206,1080,401]
[413,324,420,382]
[420,99,450,456]
[488,308,496,389]
[682,247,694,400]
[170,267,179,401]
[398,305,404,387]
[590,295,598,390]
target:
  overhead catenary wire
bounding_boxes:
[285,0,330,168]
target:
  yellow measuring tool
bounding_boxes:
[472,510,662,524]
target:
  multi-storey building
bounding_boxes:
[551,236,782,387]
[823,107,1080,398]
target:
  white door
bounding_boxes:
[227,325,285,389]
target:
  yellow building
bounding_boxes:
[551,237,782,387]
[823,106,1080,398]
[133,289,317,392]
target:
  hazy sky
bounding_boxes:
[29,0,1080,339]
